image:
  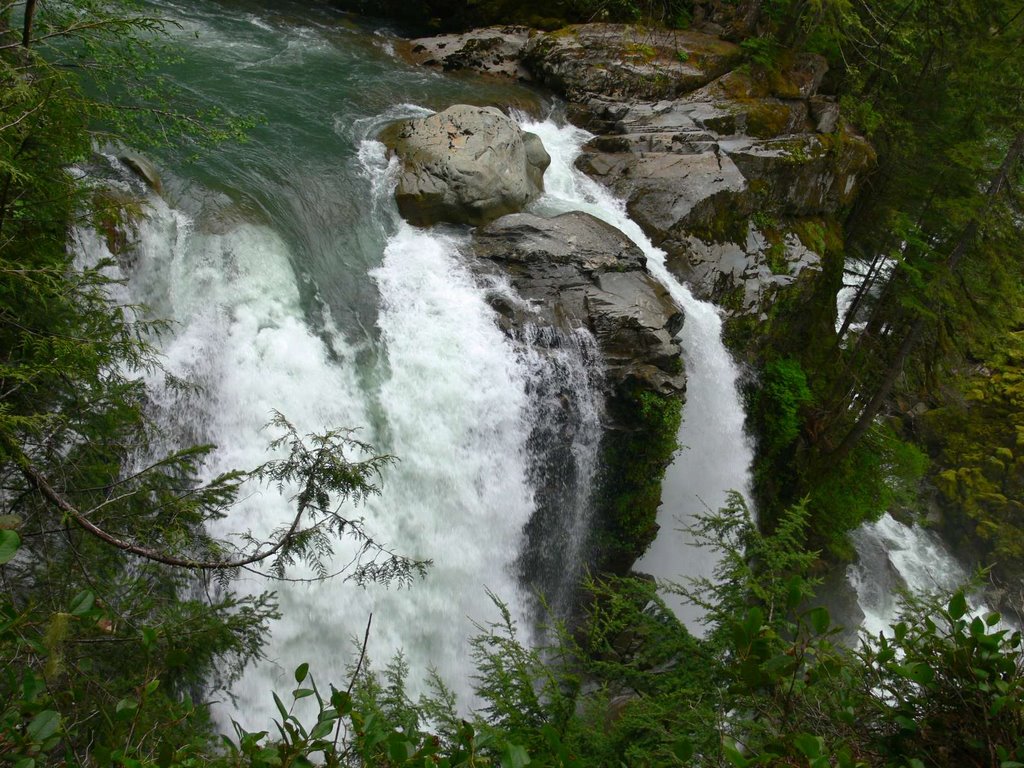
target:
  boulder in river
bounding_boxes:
[472,211,686,575]
[472,211,685,397]
[380,104,551,227]
[402,26,535,81]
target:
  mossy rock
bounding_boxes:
[593,388,682,574]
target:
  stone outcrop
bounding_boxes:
[402,26,535,80]
[523,25,742,103]
[380,104,551,227]
[471,211,685,575]
[563,60,874,315]
[405,24,875,317]
[472,211,685,397]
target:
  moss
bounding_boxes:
[594,388,682,574]
[926,333,1024,583]
[765,241,789,275]
[742,100,792,139]
[90,188,144,256]
[687,196,750,245]
[626,42,657,60]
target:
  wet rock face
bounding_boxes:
[471,211,685,398]
[557,60,873,316]
[404,24,874,316]
[472,211,686,577]
[380,105,551,227]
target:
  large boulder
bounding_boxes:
[380,105,550,227]
[471,211,686,577]
[523,25,742,104]
[471,211,685,396]
[401,26,535,81]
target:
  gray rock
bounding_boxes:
[577,143,749,243]
[380,105,550,227]
[665,224,822,313]
[119,152,162,194]
[404,26,534,80]
[811,96,841,134]
[471,211,685,396]
[523,24,742,103]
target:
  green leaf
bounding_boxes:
[671,738,694,762]
[140,626,156,648]
[809,606,830,635]
[13,758,36,768]
[0,530,21,565]
[115,698,138,721]
[949,591,968,620]
[26,710,60,742]
[330,689,352,715]
[309,720,334,741]
[292,688,314,699]
[388,735,415,763]
[793,733,823,759]
[500,744,531,768]
[722,739,750,768]
[294,662,309,684]
[273,692,288,722]
[895,715,918,732]
[69,590,94,616]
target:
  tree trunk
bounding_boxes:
[22,0,36,48]
[829,131,1024,464]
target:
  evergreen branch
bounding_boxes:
[15,453,306,571]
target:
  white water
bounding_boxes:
[91,104,754,732]
[523,118,755,631]
[97,140,543,728]
[848,513,1004,638]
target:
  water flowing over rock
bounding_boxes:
[472,211,685,399]
[472,211,686,576]
[565,63,874,315]
[405,24,875,316]
[380,105,551,227]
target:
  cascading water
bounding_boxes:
[523,118,755,631]
[84,0,759,732]
[847,513,1011,638]
[513,323,605,619]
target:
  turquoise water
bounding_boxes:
[139,0,545,344]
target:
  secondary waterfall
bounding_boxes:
[523,117,755,631]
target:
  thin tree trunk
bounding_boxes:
[22,0,37,48]
[837,250,886,340]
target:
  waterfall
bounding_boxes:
[92,144,548,728]
[514,323,605,619]
[522,117,755,632]
[848,513,1008,638]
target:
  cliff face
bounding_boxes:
[404,23,874,321]
[395,21,876,577]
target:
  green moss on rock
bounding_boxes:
[594,388,682,574]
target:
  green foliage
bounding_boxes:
[739,36,782,70]
[757,359,813,458]
[805,423,927,556]
[595,388,681,572]
[921,334,1024,583]
[0,5,424,766]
